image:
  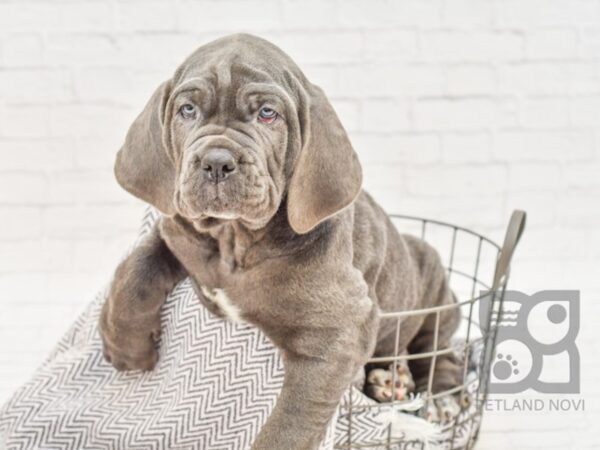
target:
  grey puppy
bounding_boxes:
[100,34,461,449]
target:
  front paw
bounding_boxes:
[99,301,160,371]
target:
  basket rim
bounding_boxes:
[389,213,501,251]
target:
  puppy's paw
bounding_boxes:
[364,361,415,402]
[99,301,161,372]
[424,395,462,423]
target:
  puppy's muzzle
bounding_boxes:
[199,148,237,184]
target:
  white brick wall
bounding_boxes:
[1,1,599,448]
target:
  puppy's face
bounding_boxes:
[168,67,290,229]
[116,34,362,234]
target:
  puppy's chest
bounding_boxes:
[197,283,244,323]
[189,259,253,323]
[162,219,275,323]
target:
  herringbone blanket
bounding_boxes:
[0,209,480,450]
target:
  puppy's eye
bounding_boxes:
[258,107,277,124]
[179,103,197,120]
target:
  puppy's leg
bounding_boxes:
[251,317,377,450]
[100,223,186,371]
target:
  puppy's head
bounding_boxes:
[115,33,362,233]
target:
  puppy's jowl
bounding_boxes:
[100,34,462,449]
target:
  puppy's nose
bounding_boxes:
[201,149,237,183]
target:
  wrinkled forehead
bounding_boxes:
[172,34,306,96]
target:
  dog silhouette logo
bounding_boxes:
[479,290,580,394]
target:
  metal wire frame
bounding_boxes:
[335,214,510,450]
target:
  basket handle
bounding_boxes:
[492,210,526,291]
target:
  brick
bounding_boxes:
[497,97,520,128]
[0,139,75,171]
[360,99,411,132]
[364,30,418,61]
[44,272,111,305]
[590,232,600,259]
[0,3,61,32]
[580,27,600,59]
[340,64,445,97]
[519,97,569,128]
[0,274,50,305]
[117,1,176,32]
[177,1,281,32]
[3,34,44,67]
[560,190,600,226]
[442,132,492,162]
[47,170,129,204]
[49,104,131,138]
[0,69,72,103]
[72,236,133,272]
[0,2,111,33]
[73,67,134,103]
[362,164,406,193]
[0,207,43,240]
[566,62,600,95]
[406,164,507,196]
[564,163,600,189]
[281,0,337,28]
[442,0,495,27]
[0,0,112,33]
[43,204,145,239]
[494,131,594,161]
[0,272,110,308]
[498,0,600,27]
[59,2,113,32]
[570,96,600,127]
[273,32,363,65]
[526,28,578,60]
[0,105,50,138]
[73,136,123,170]
[353,133,441,165]
[338,0,443,28]
[414,98,503,131]
[498,63,569,95]
[421,30,524,62]
[507,163,562,191]
[117,34,200,71]
[446,64,497,95]
[0,173,48,205]
[517,229,588,260]
[127,71,174,106]
[44,35,119,66]
[0,239,73,272]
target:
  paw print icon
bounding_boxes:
[493,353,520,380]
[479,290,580,394]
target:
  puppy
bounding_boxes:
[100,34,461,449]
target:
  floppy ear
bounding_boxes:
[114,81,176,215]
[287,85,362,234]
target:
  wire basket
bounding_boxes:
[335,210,526,450]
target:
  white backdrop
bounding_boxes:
[0,1,599,448]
